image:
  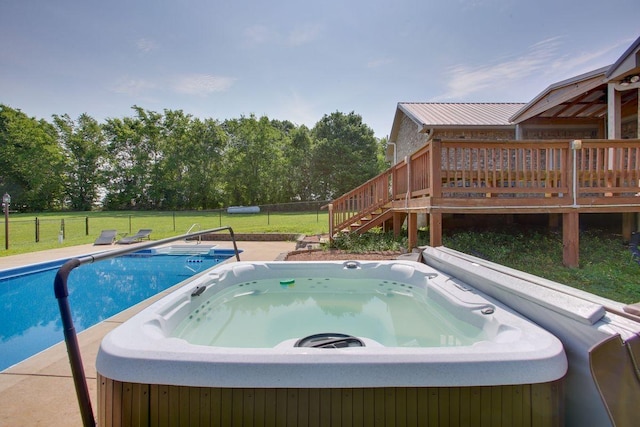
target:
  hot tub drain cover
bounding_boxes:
[295,333,365,348]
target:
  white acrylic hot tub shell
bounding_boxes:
[97,260,567,388]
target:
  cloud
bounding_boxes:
[136,38,158,53]
[433,37,562,100]
[367,57,394,69]
[434,36,630,101]
[172,74,236,95]
[244,25,276,45]
[243,23,321,47]
[287,24,322,47]
[110,77,156,95]
[547,39,632,76]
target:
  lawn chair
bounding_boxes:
[116,229,153,244]
[93,230,117,245]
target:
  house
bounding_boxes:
[387,102,526,163]
[329,36,640,267]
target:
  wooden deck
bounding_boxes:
[328,139,640,266]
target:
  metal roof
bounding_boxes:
[605,36,640,79]
[397,102,526,127]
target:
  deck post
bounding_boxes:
[607,83,622,139]
[622,213,634,242]
[607,84,622,197]
[562,211,579,267]
[407,212,418,250]
[429,212,443,247]
[393,212,406,237]
[429,139,442,198]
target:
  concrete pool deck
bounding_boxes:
[0,240,296,426]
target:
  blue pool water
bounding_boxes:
[0,249,235,371]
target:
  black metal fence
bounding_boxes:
[1,201,330,250]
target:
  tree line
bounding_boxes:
[0,104,388,212]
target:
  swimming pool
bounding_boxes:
[97,260,567,425]
[0,247,237,371]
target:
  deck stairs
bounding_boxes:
[345,209,393,233]
[341,207,395,234]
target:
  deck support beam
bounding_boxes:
[562,211,579,267]
[429,212,443,248]
[407,212,418,250]
[393,212,406,237]
[622,213,634,242]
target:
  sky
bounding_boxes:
[1,0,639,138]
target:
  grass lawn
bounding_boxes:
[0,210,329,255]
[330,226,640,304]
[2,211,639,304]
[442,227,640,304]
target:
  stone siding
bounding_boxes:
[623,119,639,139]
[433,129,515,140]
[395,115,428,160]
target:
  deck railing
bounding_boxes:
[329,139,640,235]
[328,170,394,232]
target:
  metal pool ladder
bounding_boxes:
[185,223,202,244]
[53,226,241,427]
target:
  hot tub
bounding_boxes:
[97,260,567,425]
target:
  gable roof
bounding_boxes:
[509,66,609,123]
[390,102,526,141]
[399,102,525,126]
[605,36,640,80]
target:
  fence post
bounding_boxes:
[173,212,176,231]
[35,217,40,243]
[85,217,89,236]
[60,219,65,243]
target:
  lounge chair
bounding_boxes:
[93,230,117,245]
[116,229,152,245]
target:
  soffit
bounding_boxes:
[510,67,611,123]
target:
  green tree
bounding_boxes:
[283,125,316,201]
[377,135,391,171]
[184,117,228,209]
[0,105,65,211]
[160,111,227,209]
[103,107,229,210]
[155,109,192,209]
[102,106,164,209]
[310,111,380,199]
[53,113,106,210]
[221,115,288,205]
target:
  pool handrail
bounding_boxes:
[53,226,240,427]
